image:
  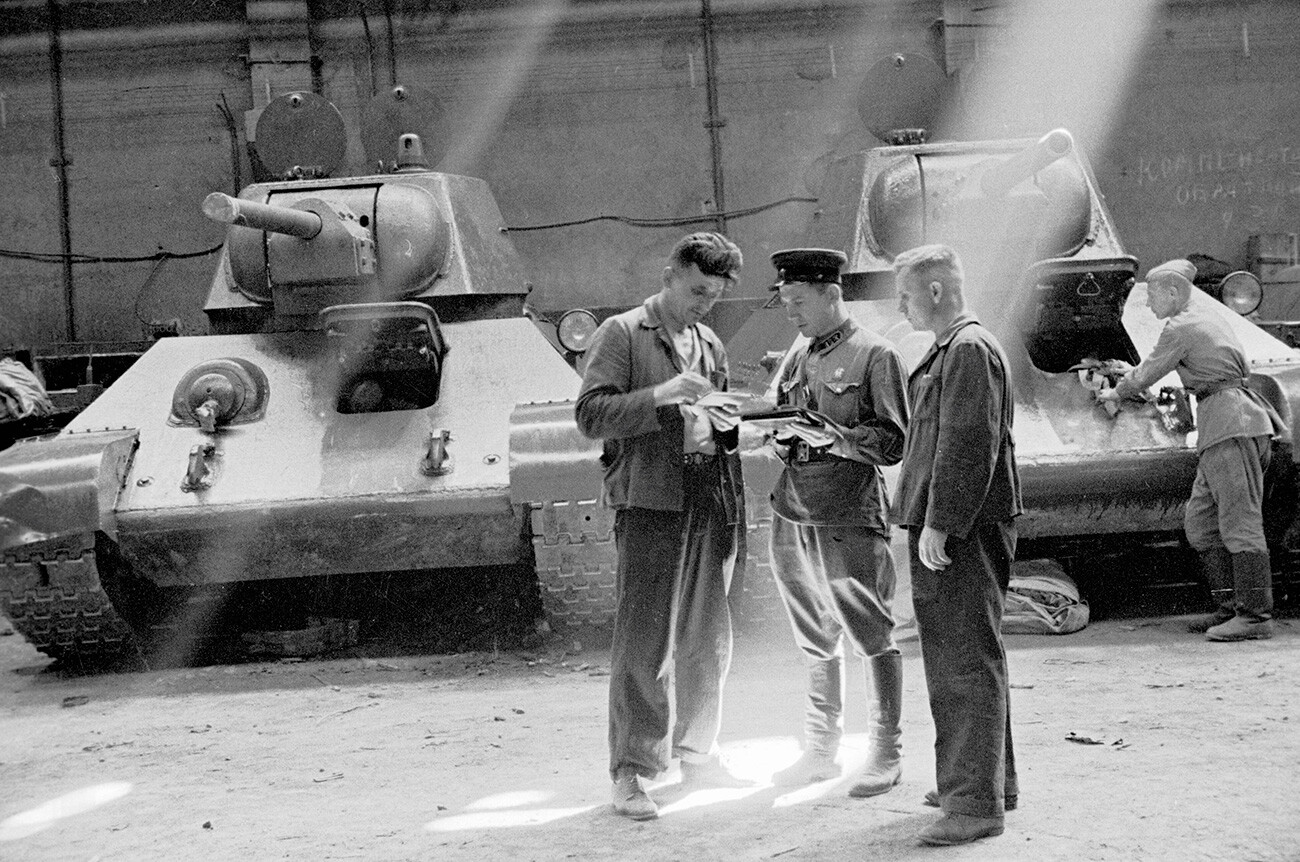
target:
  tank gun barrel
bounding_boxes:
[202,192,322,239]
[980,128,1074,197]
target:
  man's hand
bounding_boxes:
[785,420,837,449]
[1104,359,1134,376]
[702,403,742,432]
[918,525,951,572]
[653,371,713,406]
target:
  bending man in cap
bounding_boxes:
[891,244,1020,846]
[762,248,910,797]
[576,232,749,821]
[1100,259,1285,641]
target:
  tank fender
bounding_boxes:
[1247,364,1300,549]
[0,429,138,552]
[508,400,603,505]
[1247,366,1299,451]
[508,400,617,635]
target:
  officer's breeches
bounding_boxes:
[769,513,898,749]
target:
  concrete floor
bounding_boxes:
[0,606,1296,861]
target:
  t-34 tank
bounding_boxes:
[0,91,585,661]
[728,55,1300,600]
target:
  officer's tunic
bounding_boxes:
[576,294,745,781]
[1116,300,1283,553]
[889,312,1022,820]
[766,319,908,752]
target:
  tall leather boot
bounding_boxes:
[1187,547,1235,633]
[849,651,902,798]
[773,656,843,786]
[1206,551,1275,642]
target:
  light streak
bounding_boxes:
[0,782,133,842]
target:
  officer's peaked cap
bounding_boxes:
[770,248,848,290]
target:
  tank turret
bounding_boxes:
[201,169,531,332]
[722,52,1300,611]
[0,91,586,662]
[813,127,1118,306]
[203,92,528,334]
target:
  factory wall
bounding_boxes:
[0,0,1297,348]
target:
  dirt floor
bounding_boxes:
[1,584,1297,862]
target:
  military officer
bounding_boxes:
[762,248,911,797]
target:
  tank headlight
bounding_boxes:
[557,309,599,354]
[1218,271,1262,315]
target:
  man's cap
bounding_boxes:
[1146,258,1197,285]
[770,248,847,290]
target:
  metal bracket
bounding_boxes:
[421,429,453,476]
[181,442,218,492]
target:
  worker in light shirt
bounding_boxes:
[1101,258,1286,642]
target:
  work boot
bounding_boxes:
[1206,615,1274,641]
[774,656,843,786]
[924,789,1018,811]
[1207,551,1275,642]
[772,748,839,786]
[918,812,1005,846]
[1187,548,1235,633]
[611,767,658,820]
[848,652,902,798]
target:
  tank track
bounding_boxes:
[736,516,786,629]
[530,499,618,637]
[0,534,137,661]
[529,497,790,637]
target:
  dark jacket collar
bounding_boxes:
[640,294,665,329]
[933,311,979,348]
[809,317,857,355]
[638,294,719,374]
[640,293,688,334]
[638,294,679,358]
[912,311,979,375]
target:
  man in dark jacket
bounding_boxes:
[575,232,748,821]
[889,244,1022,846]
[760,249,910,797]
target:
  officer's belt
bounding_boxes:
[785,440,844,465]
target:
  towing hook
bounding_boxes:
[182,441,218,492]
[421,428,453,476]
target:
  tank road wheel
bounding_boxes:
[530,500,618,644]
[0,533,138,663]
[97,542,239,666]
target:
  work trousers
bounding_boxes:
[607,462,741,780]
[769,514,898,752]
[1185,435,1271,555]
[910,519,1019,819]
